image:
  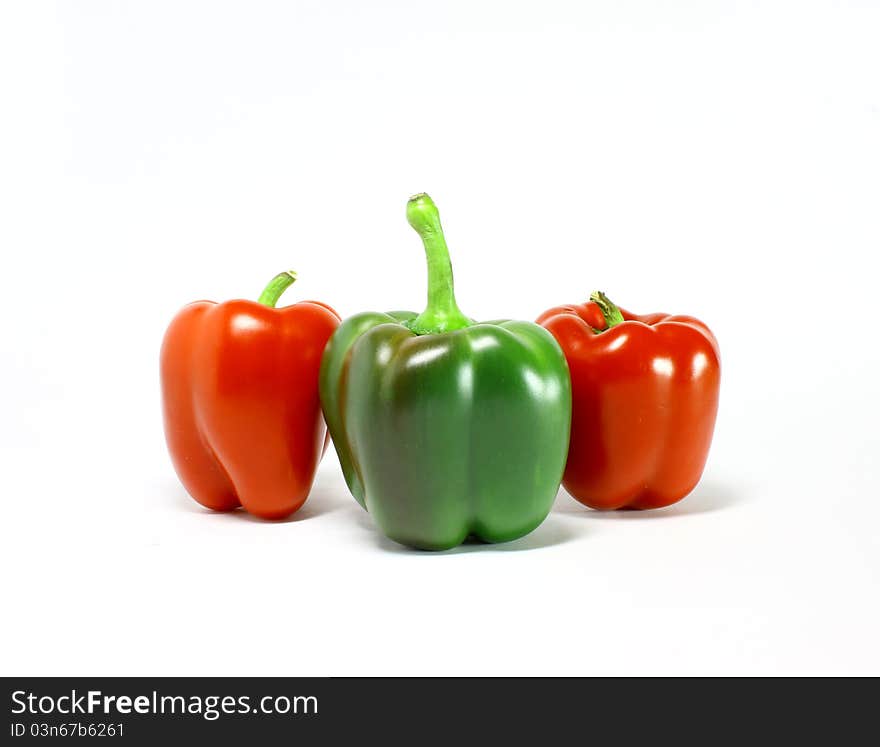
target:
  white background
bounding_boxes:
[1,0,878,675]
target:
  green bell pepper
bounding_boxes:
[320,194,571,550]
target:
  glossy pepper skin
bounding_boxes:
[161,272,340,519]
[320,194,571,550]
[537,292,720,510]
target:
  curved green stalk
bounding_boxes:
[405,194,472,335]
[258,271,298,308]
[590,290,625,331]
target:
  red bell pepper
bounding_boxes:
[537,292,720,510]
[160,271,340,519]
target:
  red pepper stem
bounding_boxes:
[590,291,625,331]
[257,271,298,308]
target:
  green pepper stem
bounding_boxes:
[590,290,625,331]
[405,193,472,335]
[257,271,298,308]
